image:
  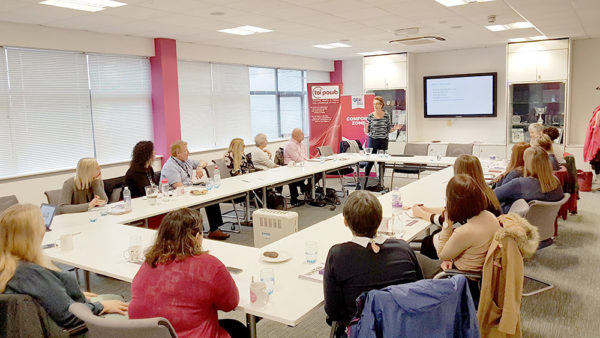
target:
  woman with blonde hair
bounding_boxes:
[0,204,127,328]
[129,208,248,337]
[494,142,530,188]
[224,138,254,176]
[532,134,561,170]
[412,155,501,260]
[58,158,107,214]
[494,147,563,213]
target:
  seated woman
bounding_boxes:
[129,208,249,338]
[224,138,255,176]
[495,147,564,213]
[125,141,158,198]
[58,158,107,214]
[0,204,128,328]
[324,191,422,330]
[412,155,501,260]
[493,142,530,188]
[533,134,561,170]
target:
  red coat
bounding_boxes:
[583,105,600,162]
[129,254,239,338]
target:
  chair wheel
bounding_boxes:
[330,205,336,211]
[231,225,236,230]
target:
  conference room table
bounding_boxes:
[42,155,463,337]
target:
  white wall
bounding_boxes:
[569,38,600,145]
[341,58,364,96]
[0,22,333,72]
[0,140,287,206]
[407,46,507,144]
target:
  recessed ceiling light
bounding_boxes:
[509,21,534,29]
[451,25,463,29]
[357,51,389,56]
[508,38,527,42]
[218,25,273,35]
[329,42,351,48]
[486,24,508,32]
[40,0,126,12]
[435,0,493,7]
[210,11,225,16]
[313,44,336,49]
[529,35,547,40]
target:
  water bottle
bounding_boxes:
[160,179,169,201]
[213,166,221,189]
[391,187,403,216]
[123,186,132,211]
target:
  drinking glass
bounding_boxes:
[305,241,318,264]
[145,185,158,205]
[88,207,100,223]
[260,268,275,295]
[366,148,373,156]
[206,178,213,191]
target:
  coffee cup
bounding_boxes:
[54,234,74,251]
[250,281,269,307]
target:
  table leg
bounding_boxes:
[245,192,250,223]
[355,163,361,189]
[262,187,267,208]
[246,313,257,338]
[322,171,326,191]
[84,270,90,291]
[378,162,385,187]
[311,175,316,199]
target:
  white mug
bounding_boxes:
[54,234,74,251]
[250,281,269,307]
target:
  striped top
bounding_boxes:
[366,111,393,139]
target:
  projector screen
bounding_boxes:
[424,73,497,118]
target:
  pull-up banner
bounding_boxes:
[340,94,375,147]
[308,83,342,157]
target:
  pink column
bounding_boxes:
[150,38,181,165]
[329,60,343,94]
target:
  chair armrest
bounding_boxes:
[64,323,87,336]
[433,269,482,280]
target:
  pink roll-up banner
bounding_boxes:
[340,94,375,148]
[308,83,343,157]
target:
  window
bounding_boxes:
[0,47,153,179]
[249,67,307,139]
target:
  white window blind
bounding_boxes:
[211,63,252,147]
[249,67,278,139]
[88,54,153,164]
[280,96,303,136]
[0,48,12,177]
[177,60,214,149]
[306,70,330,84]
[2,47,93,177]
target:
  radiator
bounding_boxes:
[252,209,298,248]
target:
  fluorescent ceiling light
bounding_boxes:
[508,38,527,42]
[529,35,547,40]
[358,51,389,56]
[509,21,534,29]
[329,42,351,48]
[486,25,508,32]
[313,44,336,49]
[435,0,493,7]
[40,0,126,12]
[218,25,272,35]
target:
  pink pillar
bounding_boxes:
[330,60,343,94]
[150,38,182,165]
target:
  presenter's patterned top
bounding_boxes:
[366,112,393,139]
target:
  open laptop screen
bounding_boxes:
[40,204,56,230]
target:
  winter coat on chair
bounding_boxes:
[477,213,540,338]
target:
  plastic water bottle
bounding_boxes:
[213,166,221,189]
[160,179,169,201]
[123,186,132,211]
[391,187,403,216]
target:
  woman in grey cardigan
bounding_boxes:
[58,158,107,214]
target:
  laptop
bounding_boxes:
[40,204,57,231]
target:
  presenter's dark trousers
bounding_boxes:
[364,137,388,186]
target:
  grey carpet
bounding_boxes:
[79,175,600,337]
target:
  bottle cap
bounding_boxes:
[161,179,168,183]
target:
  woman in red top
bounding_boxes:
[128,208,249,338]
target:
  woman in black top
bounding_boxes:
[0,204,128,328]
[125,141,158,198]
[363,96,402,188]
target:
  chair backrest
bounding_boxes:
[212,158,232,179]
[525,193,571,241]
[0,195,18,213]
[274,147,285,165]
[103,176,125,203]
[0,294,69,337]
[204,163,215,179]
[445,143,474,157]
[317,146,334,157]
[404,143,429,156]
[507,199,530,218]
[69,303,177,338]
[44,189,63,206]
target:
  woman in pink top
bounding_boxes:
[129,208,249,338]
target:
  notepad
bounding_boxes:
[298,263,325,283]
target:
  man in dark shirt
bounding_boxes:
[323,191,423,328]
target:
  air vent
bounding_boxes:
[389,36,446,46]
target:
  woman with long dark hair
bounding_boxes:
[125,141,158,198]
